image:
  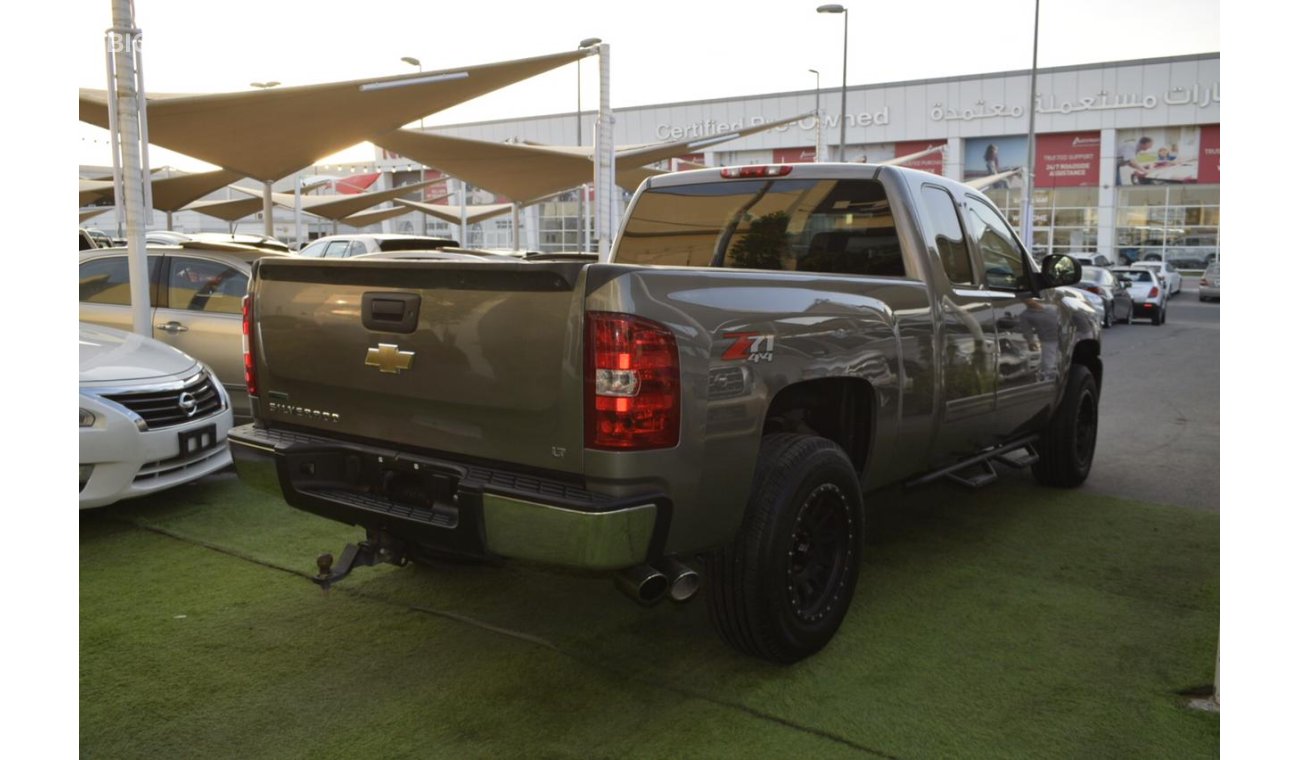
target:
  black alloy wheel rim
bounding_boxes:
[786,483,853,623]
[1074,391,1098,467]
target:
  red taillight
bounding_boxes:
[1085,286,1104,296]
[1148,287,1160,299]
[585,312,679,450]
[720,165,794,179]
[242,295,257,397]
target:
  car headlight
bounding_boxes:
[80,408,96,428]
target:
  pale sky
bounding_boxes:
[75,0,1221,170]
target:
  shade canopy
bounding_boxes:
[337,205,417,228]
[80,207,112,223]
[79,179,115,205]
[78,49,590,182]
[395,198,513,225]
[232,178,442,220]
[372,114,809,205]
[881,144,946,167]
[180,195,269,223]
[87,169,247,212]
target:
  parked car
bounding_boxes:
[1199,262,1221,302]
[79,322,233,508]
[1069,253,1114,269]
[297,233,460,258]
[146,231,292,253]
[79,243,292,422]
[1076,266,1134,328]
[1129,260,1183,295]
[1112,267,1168,325]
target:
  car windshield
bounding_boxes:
[1114,269,1153,282]
[1080,267,1109,283]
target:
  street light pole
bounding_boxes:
[817,5,849,162]
[809,68,822,161]
[1020,0,1041,254]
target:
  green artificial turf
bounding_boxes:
[81,471,1218,759]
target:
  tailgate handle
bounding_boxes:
[362,292,421,334]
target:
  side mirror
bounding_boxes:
[1037,253,1082,288]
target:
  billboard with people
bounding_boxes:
[1115,127,1202,185]
[963,136,1028,189]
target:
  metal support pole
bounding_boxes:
[1020,0,1041,253]
[593,43,615,259]
[511,203,520,251]
[458,179,468,246]
[263,181,274,238]
[107,1,150,337]
[838,10,848,161]
[103,35,124,239]
[294,172,303,247]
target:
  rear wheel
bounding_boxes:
[1032,364,1099,488]
[1102,303,1112,328]
[705,434,863,664]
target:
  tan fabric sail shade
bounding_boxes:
[372,113,810,204]
[394,198,513,225]
[180,196,268,223]
[337,205,418,228]
[78,49,589,182]
[231,179,443,220]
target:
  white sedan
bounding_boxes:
[79,323,234,509]
[1129,260,1183,295]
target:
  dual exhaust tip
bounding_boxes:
[617,556,700,605]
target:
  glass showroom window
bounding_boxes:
[1117,185,1219,267]
[979,186,1097,260]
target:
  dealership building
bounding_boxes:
[373,51,1216,264]
[99,52,1219,264]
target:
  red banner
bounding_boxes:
[1034,132,1100,187]
[1198,124,1220,184]
[334,172,380,195]
[773,146,818,164]
[893,141,945,175]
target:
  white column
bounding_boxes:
[944,138,963,181]
[593,43,615,259]
[108,1,151,337]
[1098,128,1119,261]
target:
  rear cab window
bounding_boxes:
[616,177,909,278]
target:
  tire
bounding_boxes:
[1032,364,1099,488]
[1152,305,1165,325]
[705,434,864,664]
[1102,303,1112,328]
[1118,306,1130,325]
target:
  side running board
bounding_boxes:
[905,437,1040,490]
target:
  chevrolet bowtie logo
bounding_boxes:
[365,343,415,374]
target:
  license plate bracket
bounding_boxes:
[178,424,218,456]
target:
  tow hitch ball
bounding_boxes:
[312,531,407,591]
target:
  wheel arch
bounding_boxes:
[761,377,874,476]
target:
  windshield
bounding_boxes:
[616,178,907,277]
[1114,269,1153,282]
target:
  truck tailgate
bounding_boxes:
[252,258,588,475]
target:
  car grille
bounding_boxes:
[104,372,223,430]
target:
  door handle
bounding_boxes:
[155,321,189,334]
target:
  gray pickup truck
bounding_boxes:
[231,163,1099,663]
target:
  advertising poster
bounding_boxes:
[894,141,945,175]
[1116,126,1201,185]
[1033,132,1100,187]
[963,135,1028,188]
[1198,124,1220,184]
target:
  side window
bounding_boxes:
[167,257,247,315]
[346,241,367,257]
[80,256,157,305]
[920,185,974,286]
[323,241,351,258]
[964,197,1029,291]
[299,240,327,258]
